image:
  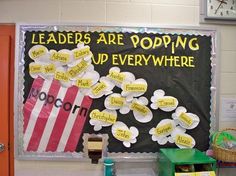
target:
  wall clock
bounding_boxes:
[207,0,236,19]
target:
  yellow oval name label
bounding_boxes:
[179,113,193,127]
[124,83,147,92]
[90,110,117,124]
[110,96,125,107]
[108,71,125,83]
[155,123,173,136]
[54,71,69,82]
[157,98,176,108]
[115,129,132,141]
[67,60,89,78]
[30,47,47,60]
[92,82,107,95]
[175,134,192,147]
[130,102,149,116]
[76,79,92,88]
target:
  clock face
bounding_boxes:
[207,0,236,18]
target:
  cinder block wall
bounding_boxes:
[0,0,235,175]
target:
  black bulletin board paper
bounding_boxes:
[22,30,212,154]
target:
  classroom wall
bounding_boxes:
[0,0,235,175]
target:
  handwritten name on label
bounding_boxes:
[115,129,132,141]
[73,47,90,59]
[195,171,216,176]
[43,64,55,74]
[108,71,125,83]
[50,51,70,63]
[76,79,92,88]
[110,96,125,107]
[30,47,47,59]
[67,60,88,78]
[92,82,107,95]
[124,83,147,92]
[157,98,176,108]
[179,113,193,127]
[155,123,173,136]
[175,134,192,147]
[90,110,117,124]
[54,71,69,82]
[29,64,42,73]
[130,102,149,116]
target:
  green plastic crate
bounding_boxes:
[158,148,216,176]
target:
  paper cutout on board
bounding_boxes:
[89,109,117,131]
[174,133,196,148]
[87,77,115,99]
[121,78,147,102]
[149,119,176,145]
[150,89,178,112]
[28,45,49,62]
[130,97,153,123]
[23,77,93,152]
[112,121,139,148]
[50,49,71,65]
[28,43,95,89]
[104,93,131,114]
[172,106,200,129]
[22,30,213,154]
[106,67,135,88]
[73,70,100,94]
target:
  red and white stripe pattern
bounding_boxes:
[23,76,92,152]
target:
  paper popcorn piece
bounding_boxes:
[73,70,100,95]
[172,106,200,129]
[121,78,148,102]
[71,44,93,66]
[89,109,117,131]
[130,97,153,123]
[49,49,73,66]
[104,93,130,114]
[54,66,73,88]
[106,67,135,88]
[87,77,115,99]
[112,121,139,148]
[174,133,196,149]
[150,89,178,112]
[28,45,49,62]
[149,119,176,145]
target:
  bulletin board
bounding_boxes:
[15,25,218,160]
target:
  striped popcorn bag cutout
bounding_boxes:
[23,76,92,152]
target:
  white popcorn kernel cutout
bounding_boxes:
[89,109,117,131]
[112,121,139,148]
[70,45,93,67]
[73,70,100,95]
[104,93,130,114]
[87,76,115,99]
[174,133,196,149]
[28,45,50,62]
[67,59,92,81]
[150,89,178,112]
[130,97,153,123]
[49,49,73,66]
[29,62,43,79]
[106,67,135,88]
[172,106,200,129]
[149,119,176,145]
[54,66,72,88]
[121,78,148,102]
[40,63,56,80]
